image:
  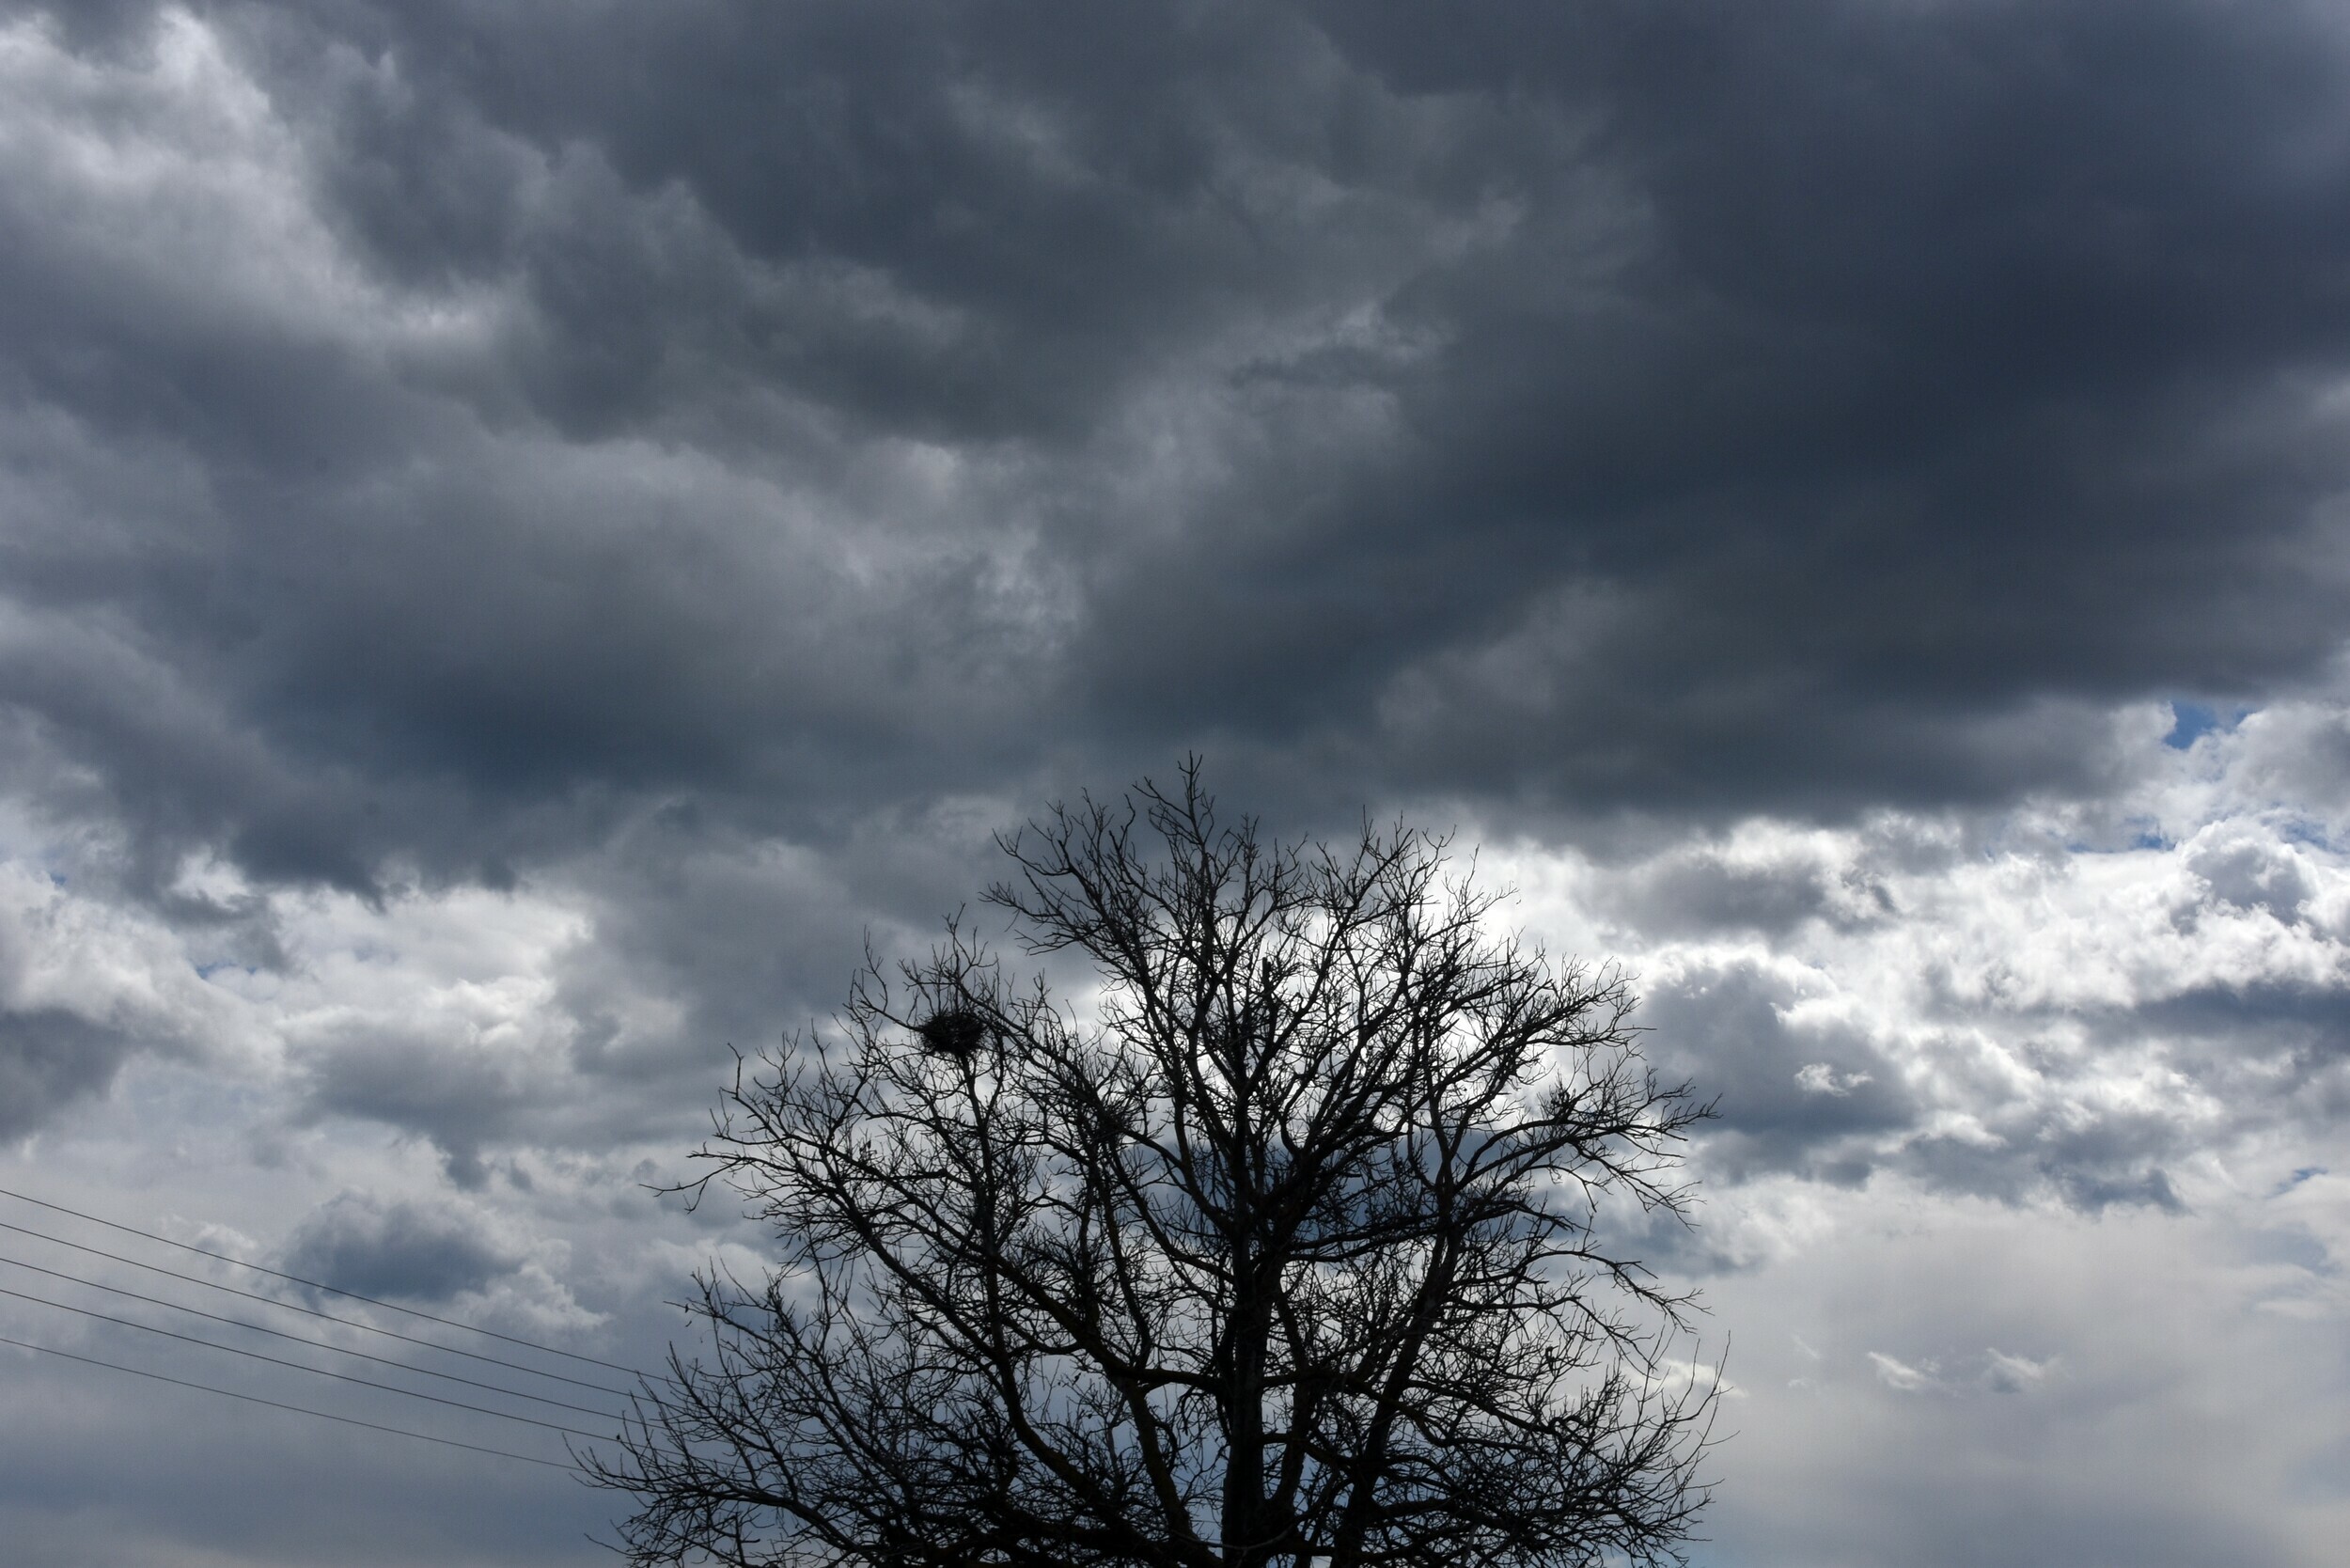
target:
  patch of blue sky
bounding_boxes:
[2278,815,2341,853]
[2059,815,2171,855]
[2163,699,2253,750]
[2273,1166,2327,1196]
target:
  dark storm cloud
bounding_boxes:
[281,1191,522,1302]
[296,1027,542,1187]
[6,0,2350,911]
[0,1007,143,1138]
[238,0,1468,441]
[1596,839,1900,940]
[1641,963,1915,1187]
[1061,0,2350,812]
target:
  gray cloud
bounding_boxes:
[296,1029,543,1189]
[1643,964,1916,1188]
[6,2,2350,1563]
[6,0,2350,908]
[0,1007,143,1139]
[280,1191,523,1303]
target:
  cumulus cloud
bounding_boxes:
[1465,699,2350,1227]
[280,1191,523,1303]
[0,855,237,1137]
[7,0,2350,894]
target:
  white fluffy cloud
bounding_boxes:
[8,696,2349,1562]
[1453,701,2350,1562]
[1481,700,2350,1204]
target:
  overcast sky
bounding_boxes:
[4,2,2350,1563]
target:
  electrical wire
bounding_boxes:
[0,1184,647,1377]
[0,1250,628,1422]
[0,1280,619,1442]
[0,1215,642,1398]
[0,1330,578,1471]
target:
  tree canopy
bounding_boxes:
[593,764,1716,1567]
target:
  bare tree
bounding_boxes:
[590,763,1716,1568]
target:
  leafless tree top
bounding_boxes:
[592,761,1716,1568]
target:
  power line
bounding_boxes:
[0,1280,619,1442]
[0,1215,643,1398]
[0,1250,629,1422]
[0,1330,577,1471]
[0,1184,649,1378]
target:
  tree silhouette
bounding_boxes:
[591,763,1716,1568]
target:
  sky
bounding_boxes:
[2,1,2349,1563]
